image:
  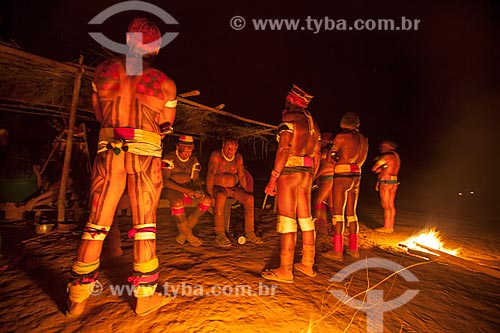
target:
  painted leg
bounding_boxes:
[126,155,169,316]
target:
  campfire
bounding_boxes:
[400,228,459,257]
[398,228,500,279]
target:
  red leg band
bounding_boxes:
[334,234,343,253]
[198,203,210,212]
[349,233,358,251]
[171,206,184,215]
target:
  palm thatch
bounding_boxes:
[0,43,277,156]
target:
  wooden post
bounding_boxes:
[57,55,84,224]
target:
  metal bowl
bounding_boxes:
[35,223,54,234]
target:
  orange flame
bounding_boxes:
[403,228,458,256]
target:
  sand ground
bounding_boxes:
[1,202,499,333]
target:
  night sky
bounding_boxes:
[2,0,500,216]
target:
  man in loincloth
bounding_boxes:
[67,18,176,317]
[162,135,211,246]
[322,112,368,261]
[372,140,401,233]
[312,132,335,240]
[206,138,263,247]
[262,84,321,283]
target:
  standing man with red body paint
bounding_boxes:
[67,18,176,317]
[322,113,368,261]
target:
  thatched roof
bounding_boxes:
[0,43,277,156]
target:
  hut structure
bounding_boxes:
[0,43,277,223]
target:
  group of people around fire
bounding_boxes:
[66,17,401,317]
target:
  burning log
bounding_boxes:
[408,248,440,261]
[399,243,440,260]
[415,243,500,279]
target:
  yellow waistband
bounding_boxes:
[334,164,361,174]
[97,128,162,157]
[285,155,313,167]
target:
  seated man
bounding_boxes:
[162,135,211,246]
[206,138,263,247]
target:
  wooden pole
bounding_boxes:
[0,44,80,74]
[40,130,65,175]
[57,55,84,224]
[177,96,277,130]
[261,193,268,210]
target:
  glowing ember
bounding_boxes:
[403,228,458,256]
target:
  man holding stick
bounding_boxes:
[262,85,321,283]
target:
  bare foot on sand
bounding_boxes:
[375,227,394,233]
[294,263,317,277]
[261,268,293,283]
[321,250,344,261]
[346,249,360,258]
